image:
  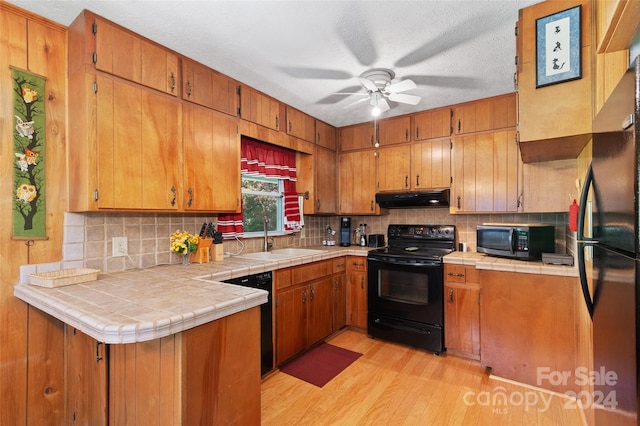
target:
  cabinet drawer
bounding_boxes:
[348,257,367,272]
[333,257,347,273]
[274,269,292,291]
[444,265,479,285]
[291,260,332,284]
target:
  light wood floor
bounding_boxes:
[261,329,586,426]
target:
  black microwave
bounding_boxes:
[476,224,555,260]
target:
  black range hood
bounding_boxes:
[375,189,450,208]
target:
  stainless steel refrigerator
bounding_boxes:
[578,55,639,426]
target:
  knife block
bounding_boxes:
[212,243,224,261]
[191,238,213,263]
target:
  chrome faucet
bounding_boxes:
[263,210,273,252]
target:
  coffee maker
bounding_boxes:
[339,217,351,247]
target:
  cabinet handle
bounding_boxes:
[302,289,307,304]
[457,195,461,209]
[370,135,374,146]
[170,72,176,93]
[288,121,292,133]
[416,127,420,140]
[449,288,454,303]
[457,119,461,133]
[187,80,192,98]
[405,128,409,141]
[96,341,103,363]
[317,132,321,144]
[447,272,465,278]
[310,286,315,301]
[187,187,193,207]
[170,186,176,207]
[360,277,365,289]
[405,175,408,188]
[416,174,420,187]
[353,262,364,267]
[336,262,345,268]
[275,115,279,130]
[370,200,374,211]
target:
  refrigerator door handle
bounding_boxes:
[577,163,595,319]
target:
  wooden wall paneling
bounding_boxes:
[0,8,29,424]
[2,5,68,425]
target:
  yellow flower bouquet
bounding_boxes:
[170,230,199,264]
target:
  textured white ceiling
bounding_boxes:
[7,0,541,127]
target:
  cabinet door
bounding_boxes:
[239,85,280,131]
[376,145,411,192]
[183,104,240,211]
[339,150,377,214]
[450,130,520,213]
[308,278,333,345]
[315,120,337,150]
[140,39,178,96]
[411,139,451,190]
[182,59,236,116]
[286,106,315,142]
[339,122,375,151]
[412,108,452,141]
[378,116,410,145]
[276,286,308,365]
[332,272,347,331]
[66,327,107,425]
[96,76,142,209]
[141,91,182,209]
[444,284,480,358]
[347,257,367,329]
[314,146,338,214]
[95,17,141,84]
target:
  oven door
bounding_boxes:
[367,255,443,326]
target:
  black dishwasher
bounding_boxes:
[223,271,273,376]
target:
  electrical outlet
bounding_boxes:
[112,237,128,257]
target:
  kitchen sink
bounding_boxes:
[236,248,327,261]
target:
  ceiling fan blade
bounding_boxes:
[343,97,370,109]
[359,77,378,92]
[404,75,479,89]
[316,85,366,105]
[388,92,421,105]
[278,66,352,80]
[386,79,417,93]
[395,13,494,68]
[335,2,377,66]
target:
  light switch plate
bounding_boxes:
[112,237,128,257]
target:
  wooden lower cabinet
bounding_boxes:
[275,275,334,365]
[480,270,579,394]
[444,265,480,360]
[66,308,260,425]
[332,257,347,332]
[346,256,367,329]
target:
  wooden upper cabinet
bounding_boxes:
[239,84,280,131]
[286,107,315,142]
[378,116,410,146]
[595,0,640,53]
[339,150,378,214]
[453,94,516,135]
[339,122,375,151]
[411,139,451,190]
[183,104,240,212]
[315,120,337,150]
[182,58,237,116]
[69,12,178,97]
[376,145,411,192]
[517,0,592,162]
[450,130,520,213]
[412,108,452,141]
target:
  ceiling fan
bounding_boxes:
[342,68,421,116]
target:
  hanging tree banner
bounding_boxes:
[12,67,47,239]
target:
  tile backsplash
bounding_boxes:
[61,209,570,273]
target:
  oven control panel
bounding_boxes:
[388,224,455,241]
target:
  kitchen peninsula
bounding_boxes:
[14,263,268,425]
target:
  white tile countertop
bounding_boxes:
[14,246,370,344]
[443,251,578,277]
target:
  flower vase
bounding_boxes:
[182,254,191,266]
